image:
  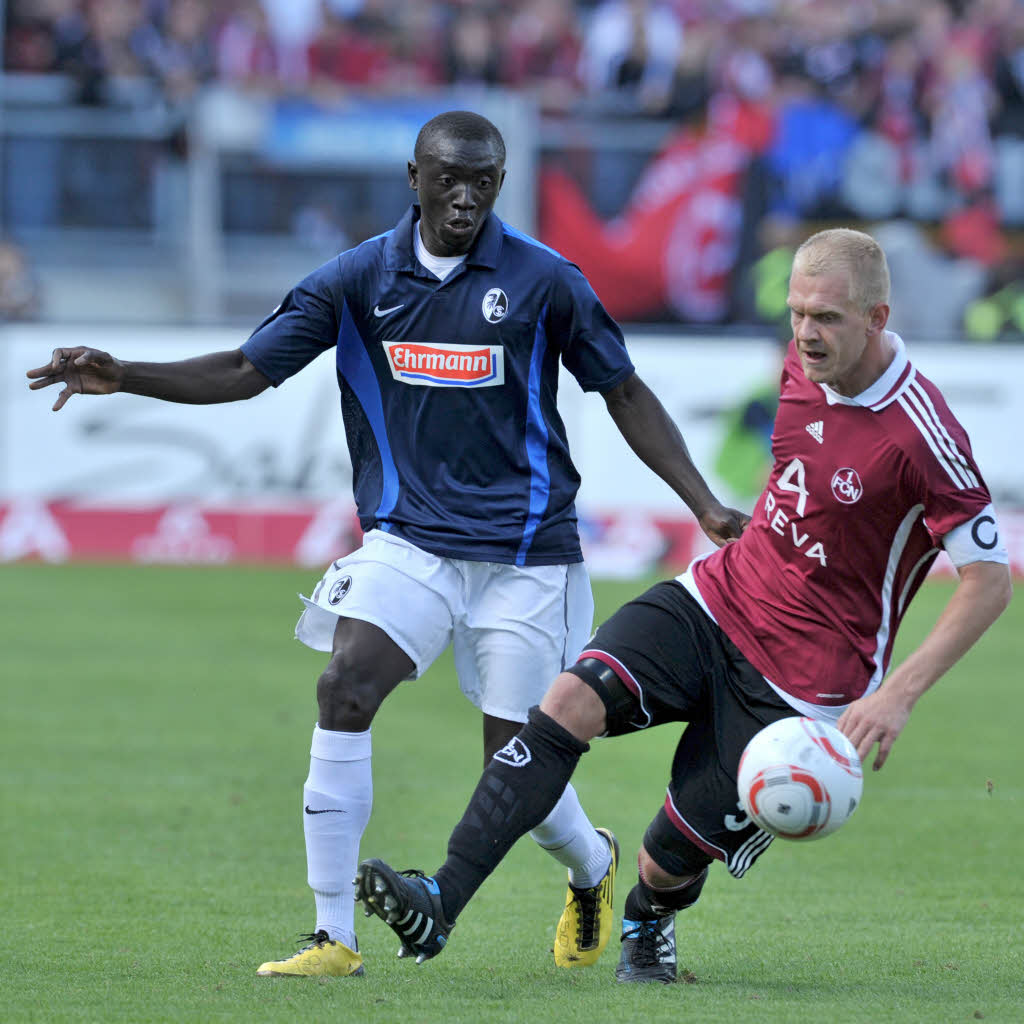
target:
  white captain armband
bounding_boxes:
[942,504,1009,568]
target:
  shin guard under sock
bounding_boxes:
[434,706,589,922]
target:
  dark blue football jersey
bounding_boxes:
[241,205,634,566]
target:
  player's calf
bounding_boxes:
[432,706,591,923]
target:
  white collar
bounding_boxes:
[820,332,910,409]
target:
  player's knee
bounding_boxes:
[623,838,710,922]
[561,657,639,736]
[538,671,607,742]
[315,652,395,729]
[633,845,709,915]
[637,845,698,890]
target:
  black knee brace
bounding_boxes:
[565,657,640,734]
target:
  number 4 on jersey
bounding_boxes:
[777,458,809,516]
[767,458,828,567]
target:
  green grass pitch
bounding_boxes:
[2,564,1021,1023]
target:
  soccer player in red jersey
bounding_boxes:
[356,228,1012,982]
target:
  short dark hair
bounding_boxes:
[414,110,506,166]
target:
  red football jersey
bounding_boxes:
[687,337,992,716]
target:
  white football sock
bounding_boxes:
[303,724,372,950]
[529,782,611,888]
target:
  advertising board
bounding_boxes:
[3,326,1021,574]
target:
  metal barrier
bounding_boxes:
[3,74,1023,329]
[0,77,542,323]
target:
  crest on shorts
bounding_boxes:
[328,576,353,605]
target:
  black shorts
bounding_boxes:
[578,580,796,878]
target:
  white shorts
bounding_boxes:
[295,529,594,723]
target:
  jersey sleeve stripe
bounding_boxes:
[337,305,401,520]
[515,313,552,565]
[903,383,974,487]
[897,392,975,489]
[904,382,979,488]
[908,380,980,486]
[869,503,924,688]
[897,548,939,616]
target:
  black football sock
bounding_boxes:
[433,706,589,923]
[624,866,709,920]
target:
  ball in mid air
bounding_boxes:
[737,717,863,841]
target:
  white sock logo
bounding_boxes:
[493,736,531,767]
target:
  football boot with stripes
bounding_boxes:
[554,827,619,967]
[614,914,677,983]
[255,930,364,977]
[355,860,453,963]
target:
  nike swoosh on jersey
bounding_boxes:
[373,303,405,317]
[304,805,347,815]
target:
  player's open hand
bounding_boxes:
[26,347,124,411]
[697,503,751,547]
[837,688,913,772]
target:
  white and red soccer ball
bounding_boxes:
[737,717,863,841]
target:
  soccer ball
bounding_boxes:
[737,717,863,841]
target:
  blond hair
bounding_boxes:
[794,228,890,311]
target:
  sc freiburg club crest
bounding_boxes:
[328,576,352,605]
[482,287,508,323]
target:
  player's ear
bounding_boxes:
[868,302,890,334]
[408,160,418,192]
[497,167,507,194]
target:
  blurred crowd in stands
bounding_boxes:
[8,0,1024,125]
[4,0,1024,336]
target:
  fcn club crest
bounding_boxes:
[831,468,863,504]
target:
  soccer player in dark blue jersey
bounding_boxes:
[27,110,748,979]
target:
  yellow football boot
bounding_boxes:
[256,930,364,977]
[553,827,620,967]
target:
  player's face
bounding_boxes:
[787,265,889,397]
[409,134,505,257]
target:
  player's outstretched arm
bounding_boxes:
[602,372,750,546]
[27,347,271,411]
[838,559,1012,771]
